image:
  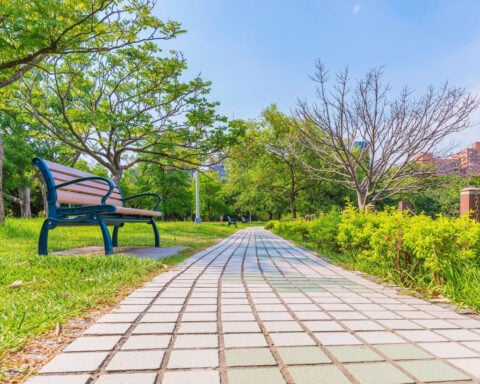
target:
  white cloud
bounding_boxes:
[353,4,361,14]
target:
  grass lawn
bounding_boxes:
[0,218,238,363]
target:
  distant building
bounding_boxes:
[414,142,480,176]
[209,162,226,179]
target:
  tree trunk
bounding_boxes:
[357,191,367,211]
[289,164,297,219]
[290,187,297,219]
[18,186,32,218]
[110,168,124,185]
[0,134,4,224]
[38,175,48,217]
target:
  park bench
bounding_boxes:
[32,157,162,255]
[227,216,237,227]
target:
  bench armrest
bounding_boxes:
[56,176,115,204]
[123,192,162,211]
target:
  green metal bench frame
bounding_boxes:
[32,157,162,255]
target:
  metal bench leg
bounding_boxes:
[151,219,160,247]
[91,214,114,255]
[38,219,51,255]
[112,225,120,247]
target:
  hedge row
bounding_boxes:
[266,205,480,309]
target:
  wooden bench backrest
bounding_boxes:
[44,160,124,207]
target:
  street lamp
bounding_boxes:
[194,168,201,224]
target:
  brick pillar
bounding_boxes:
[460,187,480,221]
[398,201,413,212]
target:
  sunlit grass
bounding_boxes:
[0,218,237,360]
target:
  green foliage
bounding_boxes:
[0,0,174,90]
[269,206,480,311]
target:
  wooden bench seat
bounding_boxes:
[32,157,162,255]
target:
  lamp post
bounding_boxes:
[194,169,201,224]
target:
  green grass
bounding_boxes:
[0,218,238,361]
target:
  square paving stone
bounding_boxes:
[263,321,303,332]
[342,320,385,331]
[182,312,217,321]
[106,350,164,371]
[357,331,407,344]
[222,321,261,333]
[64,336,122,352]
[303,321,344,332]
[40,352,109,373]
[174,334,219,348]
[399,360,469,382]
[330,311,367,320]
[396,330,447,342]
[270,332,316,346]
[296,311,332,320]
[222,305,253,313]
[259,312,294,321]
[141,313,179,322]
[447,358,480,377]
[327,345,384,363]
[361,311,401,320]
[26,375,91,384]
[288,365,350,384]
[147,305,182,313]
[178,321,217,334]
[277,346,330,364]
[345,362,414,384]
[185,304,217,312]
[375,344,433,360]
[132,322,175,334]
[377,320,422,330]
[96,373,157,384]
[98,313,139,323]
[462,341,480,352]
[314,332,362,345]
[224,333,268,348]
[228,367,285,384]
[222,313,254,321]
[162,370,220,384]
[418,342,478,358]
[114,304,148,313]
[168,349,218,368]
[226,348,276,366]
[121,298,153,305]
[84,323,131,335]
[121,335,170,350]
[436,329,480,341]
[413,319,458,329]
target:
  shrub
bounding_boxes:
[271,204,480,310]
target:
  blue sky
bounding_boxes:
[156,0,480,149]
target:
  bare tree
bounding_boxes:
[295,61,480,210]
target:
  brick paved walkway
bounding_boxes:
[27,227,480,384]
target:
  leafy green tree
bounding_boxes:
[194,171,227,221]
[19,43,231,183]
[122,164,192,220]
[225,107,337,220]
[0,0,173,89]
[0,0,180,222]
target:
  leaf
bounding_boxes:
[6,280,23,288]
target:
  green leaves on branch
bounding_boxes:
[17,42,230,182]
[0,0,182,89]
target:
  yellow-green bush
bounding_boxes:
[268,206,480,310]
